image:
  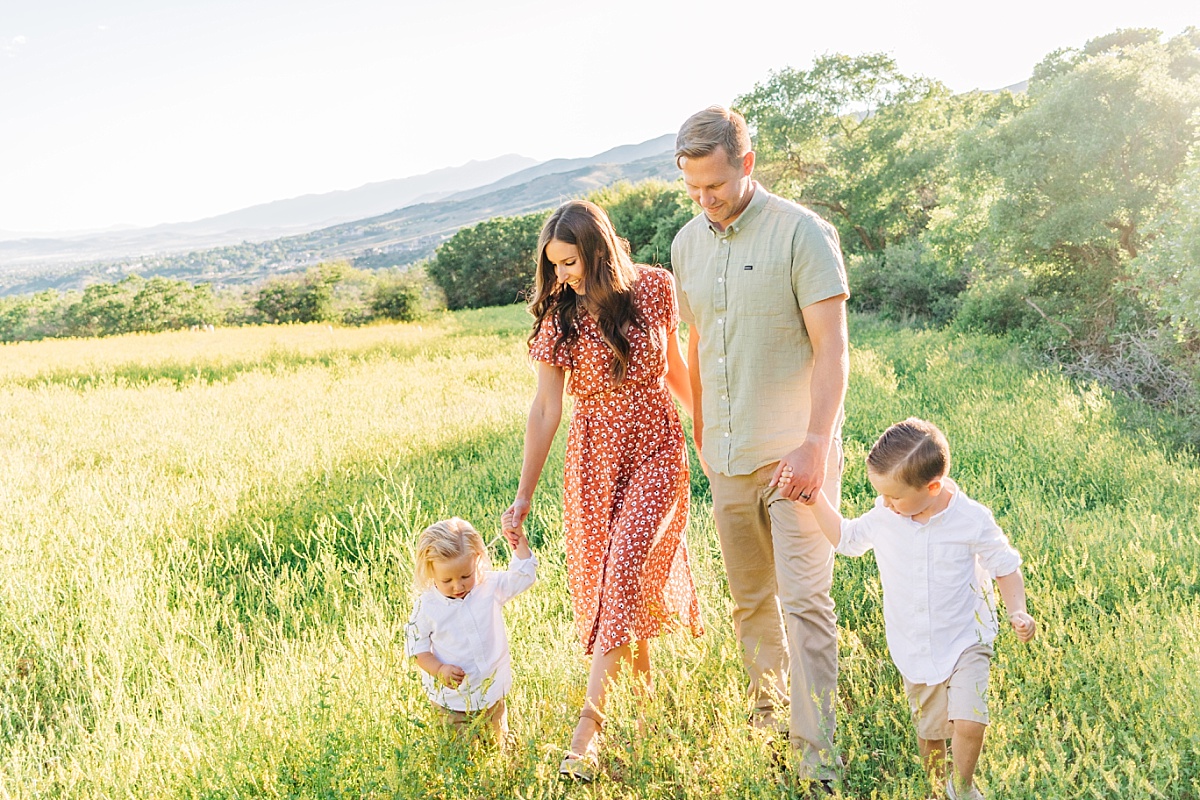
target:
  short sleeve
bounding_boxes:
[670,239,696,326]
[790,213,849,310]
[404,597,432,656]
[638,266,679,333]
[529,314,572,369]
[658,268,680,334]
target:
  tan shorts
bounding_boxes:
[903,644,993,741]
[432,697,508,744]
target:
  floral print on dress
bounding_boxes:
[530,265,704,655]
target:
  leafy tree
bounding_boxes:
[588,180,694,267]
[253,264,346,324]
[736,54,1005,254]
[1134,148,1200,331]
[966,28,1200,342]
[427,211,550,309]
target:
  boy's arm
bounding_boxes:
[414,651,465,688]
[996,569,1037,643]
[810,486,844,548]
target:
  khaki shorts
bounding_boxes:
[903,644,993,741]
[433,697,508,744]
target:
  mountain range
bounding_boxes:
[0,134,677,294]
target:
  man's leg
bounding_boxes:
[768,444,841,779]
[709,468,789,729]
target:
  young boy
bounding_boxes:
[787,418,1036,800]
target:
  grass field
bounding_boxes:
[0,306,1196,799]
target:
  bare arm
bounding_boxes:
[773,295,849,503]
[686,325,708,474]
[414,651,465,687]
[996,569,1037,642]
[501,362,565,536]
[810,486,844,548]
[664,326,693,418]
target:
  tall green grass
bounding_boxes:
[0,308,1195,798]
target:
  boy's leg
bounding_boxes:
[945,644,993,796]
[904,677,954,793]
[949,720,986,793]
[918,736,949,789]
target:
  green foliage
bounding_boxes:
[736,54,1009,255]
[848,240,966,325]
[1,309,1199,797]
[369,270,432,322]
[970,28,1200,343]
[588,179,694,267]
[427,210,551,310]
[1134,148,1200,331]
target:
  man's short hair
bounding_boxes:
[675,106,752,169]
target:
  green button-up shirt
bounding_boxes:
[671,183,848,476]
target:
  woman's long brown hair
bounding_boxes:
[527,200,641,383]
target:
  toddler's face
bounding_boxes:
[431,552,479,600]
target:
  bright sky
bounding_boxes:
[1,1,1195,234]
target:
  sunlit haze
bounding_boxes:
[1,0,1195,233]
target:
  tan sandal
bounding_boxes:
[558,707,604,782]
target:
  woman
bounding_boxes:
[501,200,703,781]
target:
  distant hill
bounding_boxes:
[0,136,679,295]
[0,153,539,269]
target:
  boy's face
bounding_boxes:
[867,469,943,520]
[432,552,479,599]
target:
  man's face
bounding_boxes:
[680,147,754,229]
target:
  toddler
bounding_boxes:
[405,516,536,744]
[792,418,1036,799]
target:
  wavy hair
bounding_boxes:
[412,517,489,594]
[527,200,642,383]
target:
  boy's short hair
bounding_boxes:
[867,417,951,488]
[675,105,752,169]
[413,517,489,593]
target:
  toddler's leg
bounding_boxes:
[486,697,509,748]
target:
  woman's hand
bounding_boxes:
[502,498,531,537]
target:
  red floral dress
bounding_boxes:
[530,265,704,655]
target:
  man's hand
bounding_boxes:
[770,437,830,505]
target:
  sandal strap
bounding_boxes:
[579,706,606,728]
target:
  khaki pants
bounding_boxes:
[708,445,841,780]
[433,697,508,745]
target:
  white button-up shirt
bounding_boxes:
[405,555,537,712]
[837,481,1022,685]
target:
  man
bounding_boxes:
[671,106,849,789]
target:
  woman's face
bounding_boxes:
[546,239,586,296]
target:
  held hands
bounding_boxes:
[1008,611,1038,643]
[436,663,466,688]
[502,499,531,538]
[501,500,533,559]
[770,438,829,505]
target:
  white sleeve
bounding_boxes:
[490,554,538,604]
[404,596,433,656]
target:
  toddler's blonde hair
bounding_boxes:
[413,517,489,593]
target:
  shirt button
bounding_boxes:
[718,277,724,283]
[721,239,729,245]
[721,394,727,401]
[717,318,724,325]
[724,432,730,437]
[718,357,724,363]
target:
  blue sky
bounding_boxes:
[1,0,1195,233]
